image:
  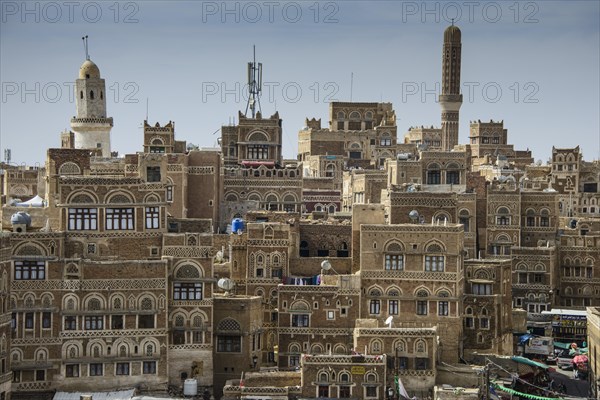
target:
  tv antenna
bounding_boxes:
[245,45,262,118]
[82,35,90,60]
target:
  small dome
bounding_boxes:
[79,59,100,79]
[444,24,461,43]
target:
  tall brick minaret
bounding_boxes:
[439,23,463,151]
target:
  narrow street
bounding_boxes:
[548,369,590,398]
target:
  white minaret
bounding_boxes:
[70,58,113,157]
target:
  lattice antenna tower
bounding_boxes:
[81,35,90,60]
[245,45,262,118]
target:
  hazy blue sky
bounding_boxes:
[1,1,599,165]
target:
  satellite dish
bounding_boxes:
[217,278,235,296]
[321,260,332,271]
[385,316,393,328]
[408,210,419,222]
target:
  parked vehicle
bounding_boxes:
[557,356,574,370]
[547,348,573,369]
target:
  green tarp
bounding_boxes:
[510,356,551,369]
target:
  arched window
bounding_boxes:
[337,241,348,257]
[348,111,361,130]
[459,209,470,232]
[340,372,350,383]
[319,371,329,382]
[369,288,381,315]
[427,163,441,184]
[526,208,536,226]
[496,207,511,225]
[283,194,296,212]
[88,298,101,311]
[90,90,94,100]
[365,111,374,129]
[140,297,153,310]
[416,289,428,315]
[425,243,445,272]
[446,163,460,184]
[265,194,278,211]
[384,242,404,270]
[370,339,383,354]
[540,209,550,227]
[325,164,336,178]
[59,162,81,175]
[348,142,362,159]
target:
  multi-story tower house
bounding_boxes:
[341,169,387,212]
[8,147,170,396]
[511,246,557,333]
[551,146,582,198]
[277,275,361,369]
[221,111,283,168]
[519,191,559,247]
[557,231,600,310]
[485,183,521,258]
[220,109,301,229]
[463,259,513,357]
[439,24,463,151]
[69,59,113,157]
[299,351,387,399]
[467,120,533,171]
[163,225,215,388]
[212,294,263,400]
[0,234,11,399]
[142,120,187,155]
[404,126,443,151]
[353,321,438,394]
[298,102,397,169]
[358,216,465,364]
[0,164,44,207]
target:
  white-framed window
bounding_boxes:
[145,206,160,229]
[68,208,98,230]
[105,208,134,230]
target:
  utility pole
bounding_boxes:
[395,346,399,400]
[483,360,490,400]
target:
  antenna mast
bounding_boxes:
[245,45,262,118]
[82,35,90,60]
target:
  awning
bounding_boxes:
[15,194,44,207]
[553,341,571,350]
[518,334,534,345]
[510,356,552,370]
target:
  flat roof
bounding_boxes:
[541,309,587,317]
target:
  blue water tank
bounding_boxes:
[11,211,31,226]
[231,218,244,234]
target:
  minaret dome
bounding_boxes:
[79,59,101,79]
[444,24,461,43]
